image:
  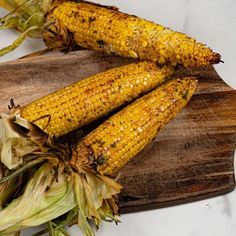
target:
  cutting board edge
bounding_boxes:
[120,183,236,214]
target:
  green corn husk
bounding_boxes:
[0,108,122,236]
[0,0,48,55]
[73,170,121,236]
[0,162,76,235]
[0,112,45,169]
[47,221,70,236]
[4,232,21,236]
[0,0,46,33]
[0,164,122,235]
[0,105,47,170]
[0,163,22,209]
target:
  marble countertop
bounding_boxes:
[0,0,236,235]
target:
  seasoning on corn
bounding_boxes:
[44,1,220,67]
[0,77,197,236]
[69,77,197,236]
[70,77,198,176]
[0,1,221,67]
[0,61,173,170]
[20,61,174,137]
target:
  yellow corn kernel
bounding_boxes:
[44,1,221,67]
[70,77,197,176]
[20,61,174,137]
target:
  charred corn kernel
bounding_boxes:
[20,61,174,137]
[44,1,221,67]
[70,77,197,176]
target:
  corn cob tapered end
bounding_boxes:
[210,52,222,64]
[63,77,198,236]
[71,77,197,176]
[20,61,174,137]
[0,77,197,236]
[44,1,222,68]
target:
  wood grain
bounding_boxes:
[0,50,235,213]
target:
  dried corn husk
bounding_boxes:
[0,162,75,235]
[0,112,44,169]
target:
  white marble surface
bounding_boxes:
[0,0,236,236]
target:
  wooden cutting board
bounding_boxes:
[0,50,235,213]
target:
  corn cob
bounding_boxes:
[44,1,221,67]
[0,77,197,236]
[20,61,173,137]
[69,77,197,236]
[70,77,197,176]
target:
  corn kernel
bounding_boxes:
[70,77,197,176]
[20,61,174,137]
[44,1,221,67]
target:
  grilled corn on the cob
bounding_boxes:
[68,77,197,236]
[71,77,197,175]
[1,61,173,170]
[20,61,174,137]
[44,1,220,67]
[0,77,197,236]
[1,1,221,67]
[67,77,197,236]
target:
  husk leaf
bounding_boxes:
[47,221,70,236]
[0,0,47,55]
[0,163,21,209]
[0,0,16,11]
[73,169,122,236]
[0,105,122,236]
[0,175,21,210]
[0,112,45,169]
[0,162,75,235]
